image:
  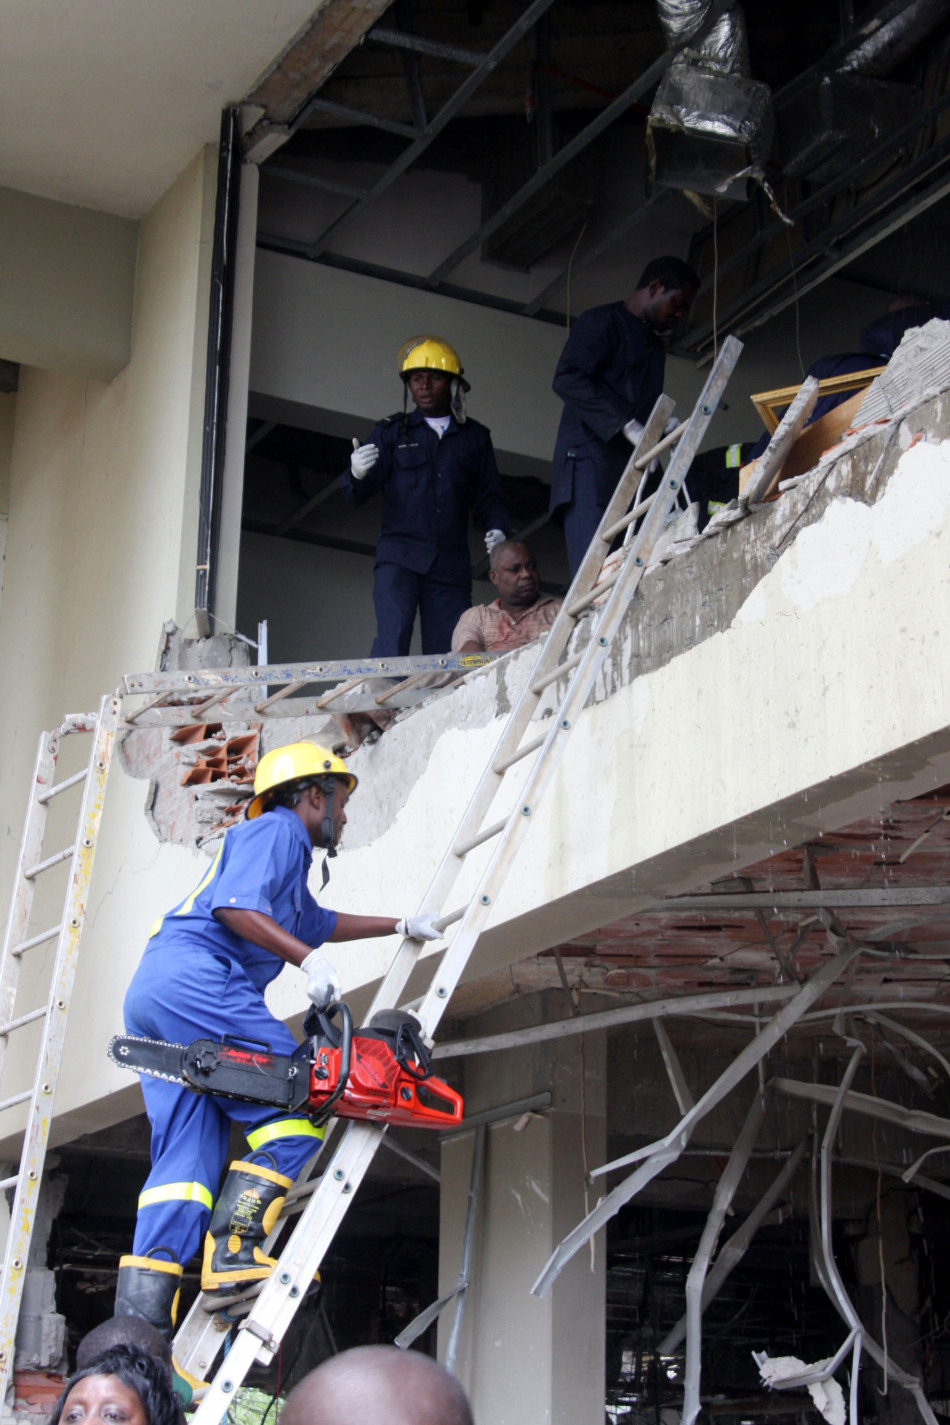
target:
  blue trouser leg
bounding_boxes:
[370,563,422,656]
[418,579,471,653]
[125,943,324,1265]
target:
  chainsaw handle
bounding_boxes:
[308,1000,352,1126]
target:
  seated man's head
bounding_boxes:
[489,540,540,609]
[630,255,700,334]
[280,1346,473,1425]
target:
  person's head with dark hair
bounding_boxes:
[635,255,701,294]
[280,1346,473,1425]
[628,255,700,334]
[76,1317,172,1380]
[48,1344,182,1425]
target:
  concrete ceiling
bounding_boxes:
[0,0,323,218]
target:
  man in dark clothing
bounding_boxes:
[344,335,511,655]
[549,255,699,576]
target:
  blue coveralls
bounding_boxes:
[124,806,336,1266]
[342,408,511,654]
[549,303,665,577]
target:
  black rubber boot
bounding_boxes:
[114,1253,206,1401]
[201,1160,292,1291]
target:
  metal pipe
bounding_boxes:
[839,0,950,76]
[445,1123,485,1372]
[195,107,242,638]
[660,1136,807,1352]
[531,949,855,1296]
[682,1092,766,1425]
[433,984,799,1058]
[642,886,950,910]
[818,1048,940,1425]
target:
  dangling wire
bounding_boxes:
[565,219,589,330]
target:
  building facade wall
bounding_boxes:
[0,146,224,1150]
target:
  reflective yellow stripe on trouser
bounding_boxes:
[246,1118,326,1152]
[138,1181,214,1211]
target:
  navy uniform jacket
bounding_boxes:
[549,302,665,513]
[343,408,510,588]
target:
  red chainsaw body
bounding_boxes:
[309,1033,463,1128]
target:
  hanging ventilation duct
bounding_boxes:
[778,0,948,183]
[646,1,773,202]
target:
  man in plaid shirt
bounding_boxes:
[451,541,561,655]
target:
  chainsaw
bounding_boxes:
[108,1003,463,1130]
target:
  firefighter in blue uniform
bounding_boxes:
[548,256,699,577]
[114,742,440,1384]
[345,336,511,655]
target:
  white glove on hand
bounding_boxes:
[301,950,342,1010]
[663,416,682,437]
[484,528,506,554]
[395,913,443,942]
[351,438,379,480]
[622,417,645,447]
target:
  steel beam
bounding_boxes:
[367,26,485,67]
[301,0,559,261]
[640,888,950,911]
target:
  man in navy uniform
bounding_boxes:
[549,256,699,577]
[345,335,511,655]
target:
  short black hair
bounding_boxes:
[76,1317,171,1378]
[635,255,700,294]
[49,1344,183,1425]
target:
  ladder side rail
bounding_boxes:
[184,342,742,1412]
[0,696,119,1396]
[0,732,60,1084]
[414,338,742,1035]
[360,398,676,1025]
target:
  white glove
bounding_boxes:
[350,438,378,480]
[484,528,506,554]
[622,417,645,447]
[301,950,342,1010]
[395,913,443,942]
[663,416,682,437]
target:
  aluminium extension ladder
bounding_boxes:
[172,335,743,1419]
[0,696,121,1401]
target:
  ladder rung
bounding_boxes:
[454,817,507,858]
[531,651,583,696]
[12,924,63,958]
[0,1007,50,1038]
[37,768,88,805]
[0,1174,18,1192]
[434,906,466,932]
[567,569,621,618]
[493,732,547,775]
[24,844,76,880]
[0,1089,33,1113]
[633,420,685,470]
[601,490,657,543]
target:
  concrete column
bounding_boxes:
[438,998,606,1425]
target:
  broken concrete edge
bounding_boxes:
[117,386,950,854]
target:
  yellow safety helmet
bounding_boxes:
[397,335,471,392]
[246,741,357,820]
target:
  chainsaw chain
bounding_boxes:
[108,1034,188,1086]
